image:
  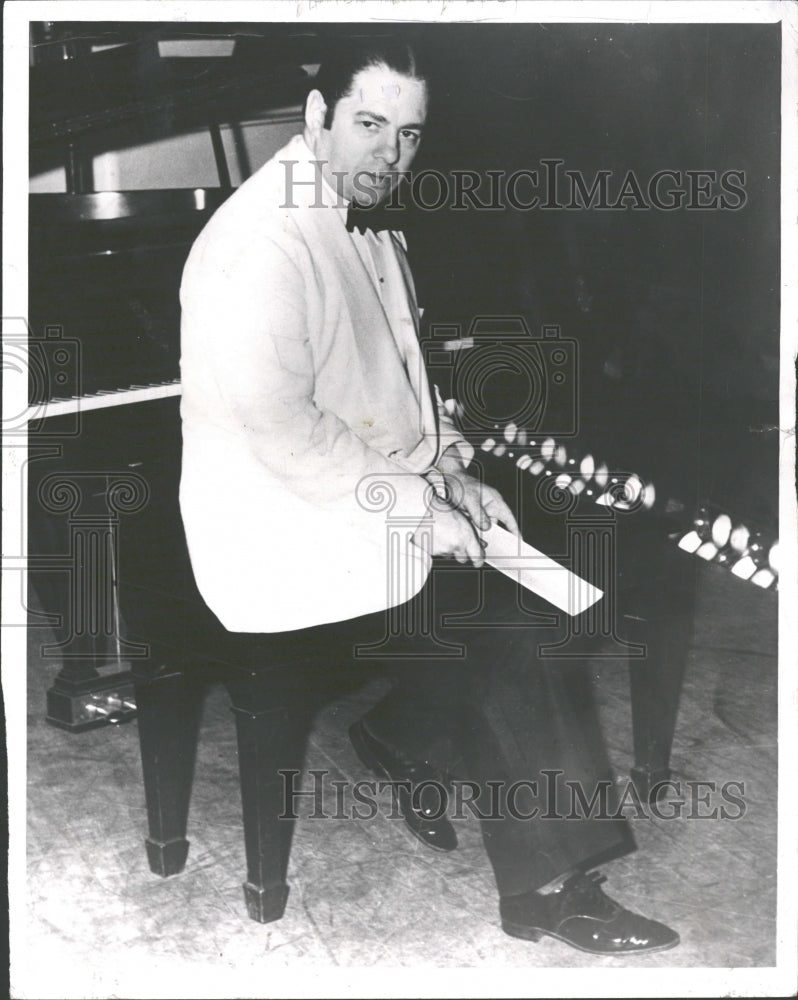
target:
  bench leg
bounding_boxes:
[133,664,204,876]
[226,673,313,924]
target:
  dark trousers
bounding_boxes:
[329,560,635,898]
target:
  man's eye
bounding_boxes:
[360,121,378,130]
[401,131,420,144]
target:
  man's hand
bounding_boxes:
[417,505,487,567]
[435,447,520,537]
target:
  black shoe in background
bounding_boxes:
[348,720,458,852]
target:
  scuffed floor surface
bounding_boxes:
[18,563,779,997]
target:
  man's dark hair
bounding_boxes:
[314,37,427,129]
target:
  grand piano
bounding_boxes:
[27,22,315,727]
[27,22,778,804]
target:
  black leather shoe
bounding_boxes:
[500,871,680,954]
[348,720,458,852]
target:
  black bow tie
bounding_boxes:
[345,202,401,236]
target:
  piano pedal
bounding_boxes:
[46,675,137,732]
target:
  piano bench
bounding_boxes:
[124,585,369,924]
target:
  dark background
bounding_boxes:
[406,23,781,527]
[30,20,781,528]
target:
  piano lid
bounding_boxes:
[28,187,231,403]
[29,24,318,174]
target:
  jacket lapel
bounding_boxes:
[293,201,430,456]
[277,138,436,467]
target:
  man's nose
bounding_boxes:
[375,130,401,166]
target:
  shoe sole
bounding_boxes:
[501,920,680,954]
[348,722,456,853]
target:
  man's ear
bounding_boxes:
[304,89,328,136]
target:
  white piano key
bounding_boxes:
[730,524,750,553]
[711,513,732,548]
[678,530,703,553]
[623,474,642,503]
[751,567,776,588]
[731,555,757,580]
[27,380,182,419]
[569,478,586,495]
[442,337,474,351]
[696,541,719,561]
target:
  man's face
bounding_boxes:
[315,63,428,206]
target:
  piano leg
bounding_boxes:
[29,536,137,733]
[133,659,205,877]
[625,609,694,802]
[29,435,147,731]
[225,669,314,925]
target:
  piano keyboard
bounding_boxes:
[28,380,182,420]
[480,420,778,590]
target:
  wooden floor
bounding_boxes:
[15,556,783,998]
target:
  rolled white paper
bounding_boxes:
[481,523,604,616]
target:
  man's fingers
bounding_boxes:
[469,522,486,566]
[495,502,520,536]
[483,492,520,536]
[461,493,490,531]
[460,509,486,567]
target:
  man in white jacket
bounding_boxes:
[180,36,679,954]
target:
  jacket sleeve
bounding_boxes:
[433,385,475,470]
[180,222,433,526]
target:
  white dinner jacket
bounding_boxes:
[179,135,468,632]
